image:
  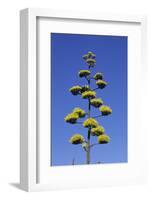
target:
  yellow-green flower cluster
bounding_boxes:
[65,107,86,124]
[72,107,86,118]
[86,58,96,67]
[82,91,96,99]
[83,118,98,128]
[81,85,90,93]
[64,112,79,124]
[83,51,96,60]
[100,105,112,116]
[69,134,85,145]
[90,98,103,108]
[69,85,82,95]
[96,80,107,89]
[93,72,103,80]
[82,51,96,67]
[78,70,91,78]
[98,134,110,144]
[91,125,105,136]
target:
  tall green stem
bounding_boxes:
[86,128,91,164]
[86,73,91,164]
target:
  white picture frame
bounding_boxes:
[20,8,147,192]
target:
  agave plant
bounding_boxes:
[64,51,112,164]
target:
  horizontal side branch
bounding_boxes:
[92,114,103,119]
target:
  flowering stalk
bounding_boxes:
[87,73,91,164]
[64,51,112,165]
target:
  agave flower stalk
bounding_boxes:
[65,51,112,164]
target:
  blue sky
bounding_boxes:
[51,33,127,166]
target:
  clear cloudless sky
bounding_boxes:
[51,33,127,166]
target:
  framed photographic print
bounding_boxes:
[20,8,147,191]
